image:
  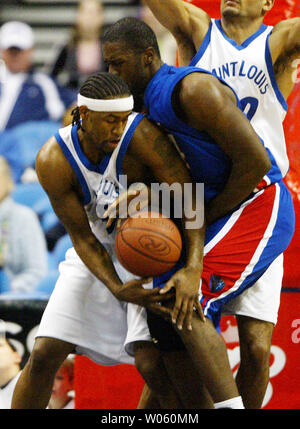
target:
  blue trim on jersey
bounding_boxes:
[55,131,91,205]
[116,113,145,180]
[189,21,212,66]
[215,19,269,50]
[265,34,288,112]
[264,146,284,184]
[71,125,111,173]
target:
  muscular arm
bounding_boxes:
[270,17,300,99]
[179,74,272,225]
[36,137,124,296]
[127,117,205,328]
[144,0,210,65]
[128,117,205,270]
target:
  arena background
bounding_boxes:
[0,0,299,410]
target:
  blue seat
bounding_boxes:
[35,270,59,296]
[33,196,53,217]
[0,269,10,294]
[41,211,59,233]
[12,182,48,208]
[0,120,60,183]
[47,252,57,271]
[52,234,72,265]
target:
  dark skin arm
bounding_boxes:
[105,117,205,330]
[177,73,272,225]
[35,137,173,314]
[143,0,209,66]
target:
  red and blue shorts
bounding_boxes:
[152,180,295,334]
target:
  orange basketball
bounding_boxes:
[115,211,182,277]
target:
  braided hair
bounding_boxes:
[71,72,131,130]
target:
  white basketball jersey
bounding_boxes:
[55,112,144,244]
[190,19,289,185]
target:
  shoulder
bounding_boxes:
[270,17,300,60]
[271,17,300,48]
[130,116,166,148]
[36,135,75,193]
[272,17,300,33]
[127,116,173,163]
[36,135,65,170]
[180,71,236,109]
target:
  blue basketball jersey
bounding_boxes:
[145,64,238,202]
[144,63,282,201]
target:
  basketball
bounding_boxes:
[115,211,182,277]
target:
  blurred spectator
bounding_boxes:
[0,120,59,183]
[0,156,48,294]
[0,121,67,251]
[0,21,76,131]
[50,0,106,90]
[140,2,177,65]
[47,356,75,409]
[0,337,22,409]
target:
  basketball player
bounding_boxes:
[11,72,246,409]
[130,0,300,408]
[101,17,295,409]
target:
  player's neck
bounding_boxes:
[151,58,164,81]
[220,16,264,45]
[77,129,107,165]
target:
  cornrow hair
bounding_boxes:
[71,72,131,130]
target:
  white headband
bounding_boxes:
[77,94,134,112]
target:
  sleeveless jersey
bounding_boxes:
[145,63,243,203]
[190,19,289,186]
[54,112,144,244]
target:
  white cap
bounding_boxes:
[0,21,34,50]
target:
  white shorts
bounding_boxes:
[36,247,151,366]
[222,253,283,325]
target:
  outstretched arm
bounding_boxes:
[143,0,210,65]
